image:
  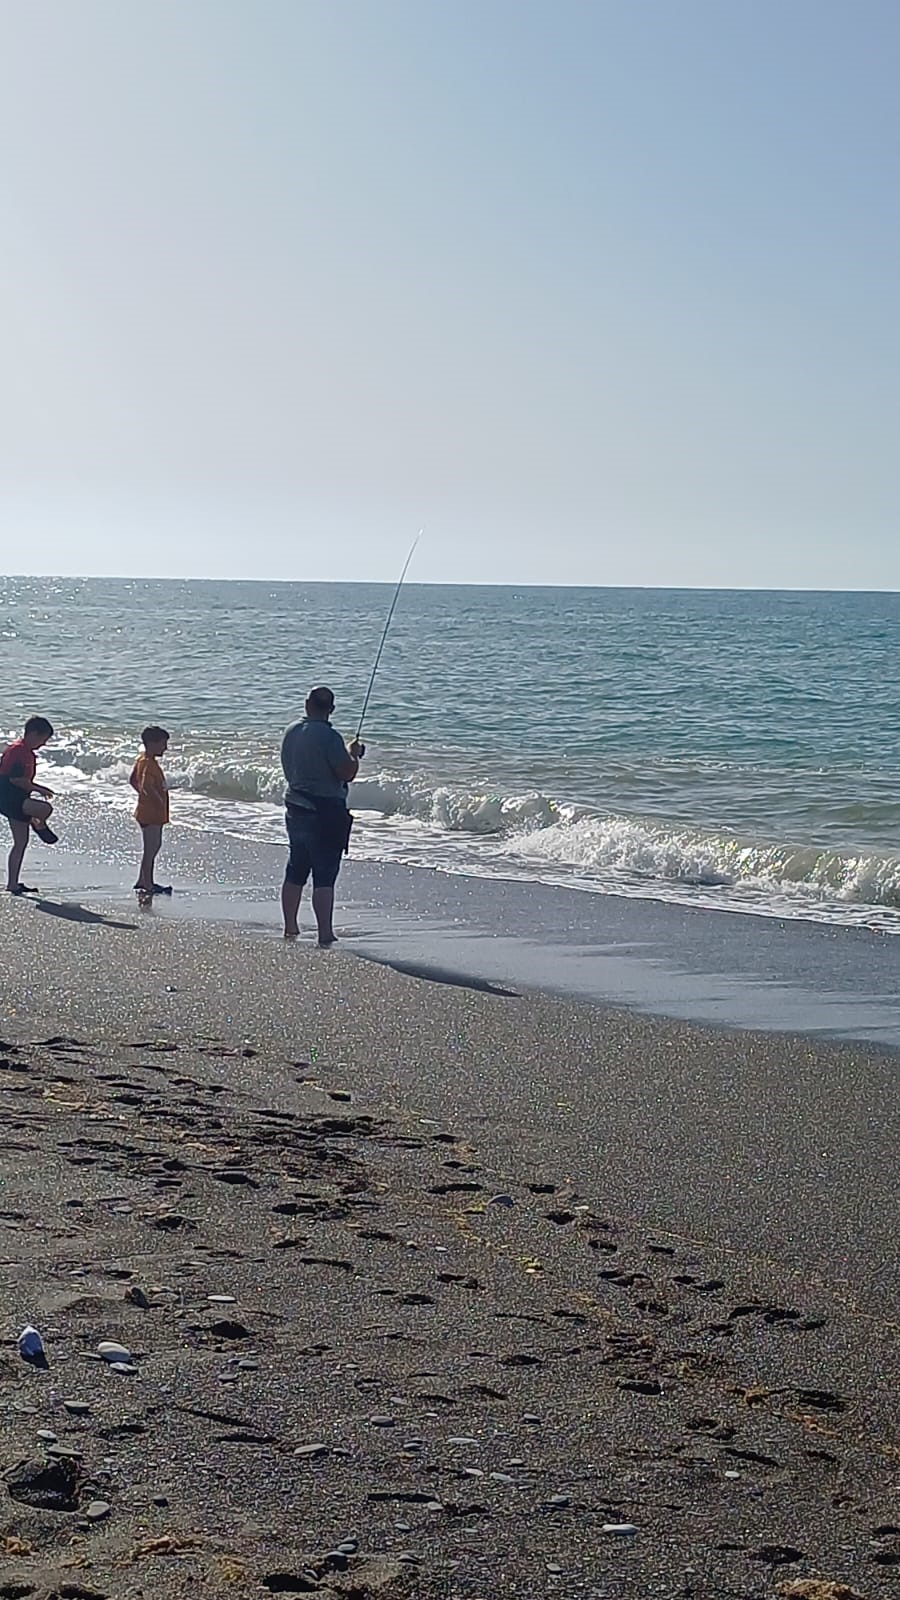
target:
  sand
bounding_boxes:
[0,896,897,1598]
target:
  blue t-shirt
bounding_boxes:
[281,718,350,810]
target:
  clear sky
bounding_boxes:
[1,0,898,587]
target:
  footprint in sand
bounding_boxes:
[635,1297,670,1317]
[729,1301,825,1329]
[751,1544,804,1566]
[726,1446,781,1467]
[870,1534,900,1566]
[150,1212,197,1232]
[795,1388,846,1413]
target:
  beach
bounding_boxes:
[1,899,898,1597]
[5,0,900,1583]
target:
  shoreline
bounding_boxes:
[1,903,898,1594]
[14,791,900,1048]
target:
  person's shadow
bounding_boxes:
[350,949,518,998]
[34,899,136,931]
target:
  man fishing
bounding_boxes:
[280,686,364,944]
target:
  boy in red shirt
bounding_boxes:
[0,716,58,895]
[129,725,171,907]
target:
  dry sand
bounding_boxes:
[0,896,897,1598]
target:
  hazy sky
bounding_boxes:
[2,0,898,587]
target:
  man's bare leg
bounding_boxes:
[312,886,336,947]
[282,880,302,939]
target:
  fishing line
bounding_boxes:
[355,529,422,742]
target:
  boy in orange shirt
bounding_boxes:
[129,726,171,907]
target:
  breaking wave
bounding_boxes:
[25,733,900,929]
[496,810,900,911]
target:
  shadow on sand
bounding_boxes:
[350,949,518,999]
[34,899,137,932]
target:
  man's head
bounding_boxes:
[23,715,53,749]
[305,686,335,721]
[142,725,170,756]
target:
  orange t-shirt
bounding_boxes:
[129,753,169,826]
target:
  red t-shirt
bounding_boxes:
[0,740,36,788]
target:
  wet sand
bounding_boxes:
[0,899,898,1597]
[28,793,900,1043]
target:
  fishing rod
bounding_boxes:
[355,529,422,744]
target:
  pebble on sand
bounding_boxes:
[294,1443,329,1459]
[86,1500,111,1521]
[97,1340,132,1364]
[602,1522,637,1536]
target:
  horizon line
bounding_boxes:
[1,571,899,597]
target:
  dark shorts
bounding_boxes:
[284,806,346,890]
[0,782,27,823]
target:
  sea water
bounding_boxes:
[2,576,899,932]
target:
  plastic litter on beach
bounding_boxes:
[17,1325,46,1363]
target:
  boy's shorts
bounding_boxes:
[284,807,344,890]
[0,782,27,822]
